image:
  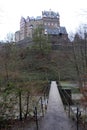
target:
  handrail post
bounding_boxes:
[44,92,46,100]
[41,97,44,116]
[76,107,79,130]
[35,107,38,130]
[68,102,70,117]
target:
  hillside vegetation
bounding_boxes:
[0,42,77,86]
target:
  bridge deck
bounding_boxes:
[39,81,76,130]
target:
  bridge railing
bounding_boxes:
[58,83,85,130]
[33,84,50,130]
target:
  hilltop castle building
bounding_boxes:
[15,10,69,44]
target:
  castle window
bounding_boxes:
[44,22,47,25]
[48,22,50,26]
[51,23,53,26]
[55,23,57,27]
[29,24,33,29]
[44,29,47,34]
[59,33,62,36]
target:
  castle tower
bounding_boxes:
[20,17,27,40]
[42,10,60,28]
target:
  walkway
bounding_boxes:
[39,81,77,130]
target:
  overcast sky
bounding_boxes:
[0,0,87,40]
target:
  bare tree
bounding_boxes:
[5,32,15,43]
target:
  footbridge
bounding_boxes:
[39,81,77,130]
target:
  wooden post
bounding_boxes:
[44,92,46,100]
[76,107,79,130]
[41,97,44,116]
[68,102,70,117]
[35,107,38,130]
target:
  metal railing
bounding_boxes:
[58,83,84,130]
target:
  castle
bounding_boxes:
[15,10,69,44]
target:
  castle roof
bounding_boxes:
[20,16,26,23]
[44,27,67,35]
[42,10,59,18]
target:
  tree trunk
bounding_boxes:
[72,42,82,87]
